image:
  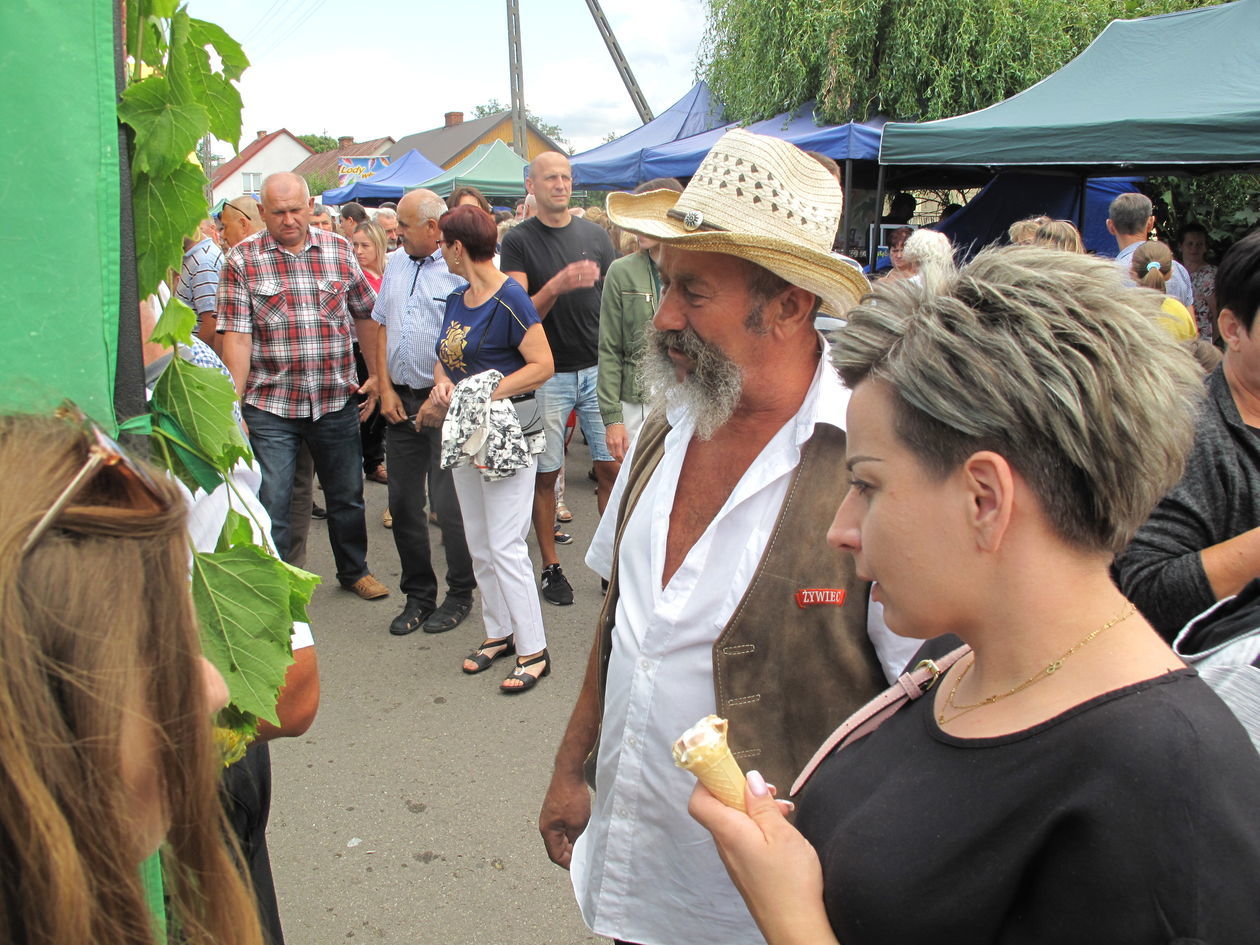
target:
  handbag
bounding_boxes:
[790,644,971,797]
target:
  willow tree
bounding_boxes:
[701,0,1214,124]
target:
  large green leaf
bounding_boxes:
[278,559,321,624]
[198,73,244,152]
[149,295,196,348]
[189,16,250,82]
[151,356,251,472]
[192,546,295,724]
[119,75,209,177]
[132,161,212,301]
[153,411,223,492]
[175,34,244,150]
[216,507,254,553]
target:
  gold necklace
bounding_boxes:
[938,604,1137,725]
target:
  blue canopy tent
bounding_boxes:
[639,108,887,257]
[638,108,884,181]
[320,149,444,205]
[570,81,726,190]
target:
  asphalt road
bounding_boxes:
[268,441,609,945]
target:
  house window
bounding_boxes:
[242,172,262,193]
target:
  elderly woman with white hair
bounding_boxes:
[690,245,1260,945]
[899,227,955,290]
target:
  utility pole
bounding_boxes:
[506,0,528,158]
[584,0,654,124]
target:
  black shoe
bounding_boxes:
[389,600,433,636]
[311,504,327,519]
[422,597,473,634]
[540,563,573,606]
[553,527,574,545]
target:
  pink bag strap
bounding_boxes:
[789,645,971,797]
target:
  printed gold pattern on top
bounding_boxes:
[439,320,470,372]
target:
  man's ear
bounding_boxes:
[961,451,1014,552]
[771,286,818,332]
[1105,219,1117,238]
[1220,307,1244,348]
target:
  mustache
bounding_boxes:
[653,326,713,361]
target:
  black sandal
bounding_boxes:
[499,649,551,694]
[462,636,515,675]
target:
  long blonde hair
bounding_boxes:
[0,414,262,945]
[353,219,389,276]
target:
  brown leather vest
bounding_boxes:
[589,409,888,793]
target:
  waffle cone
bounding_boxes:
[672,716,747,811]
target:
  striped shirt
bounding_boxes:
[370,246,466,388]
[217,228,377,420]
[176,238,223,321]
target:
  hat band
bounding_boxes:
[666,207,726,233]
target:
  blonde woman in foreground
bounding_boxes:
[0,410,262,945]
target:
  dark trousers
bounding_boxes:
[244,398,369,585]
[286,443,315,569]
[222,742,284,945]
[387,385,476,606]
[354,344,385,473]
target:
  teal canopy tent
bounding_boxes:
[880,0,1260,174]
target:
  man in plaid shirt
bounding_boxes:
[219,171,390,600]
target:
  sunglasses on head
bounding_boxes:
[22,403,168,554]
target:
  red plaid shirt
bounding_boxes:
[217,228,377,419]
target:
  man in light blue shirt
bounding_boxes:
[1107,192,1194,309]
[372,189,477,637]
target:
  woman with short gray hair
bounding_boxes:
[690,245,1260,945]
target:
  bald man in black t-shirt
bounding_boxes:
[501,152,617,606]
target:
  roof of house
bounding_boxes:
[292,136,396,179]
[211,128,313,189]
[386,111,563,165]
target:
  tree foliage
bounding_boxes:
[472,99,569,148]
[120,1,248,297]
[120,4,316,753]
[299,133,339,152]
[701,0,1216,124]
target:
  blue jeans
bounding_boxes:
[243,398,369,585]
[537,365,613,473]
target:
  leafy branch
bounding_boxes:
[121,6,318,748]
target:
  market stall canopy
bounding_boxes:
[408,140,528,199]
[639,106,885,182]
[570,81,726,190]
[320,149,443,205]
[880,0,1260,173]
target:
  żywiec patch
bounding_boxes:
[795,588,846,608]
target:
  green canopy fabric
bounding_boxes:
[408,140,528,199]
[0,0,123,428]
[880,0,1260,173]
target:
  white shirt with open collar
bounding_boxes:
[576,339,917,945]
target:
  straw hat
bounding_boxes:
[607,129,868,315]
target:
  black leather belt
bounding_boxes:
[394,384,433,399]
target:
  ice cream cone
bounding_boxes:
[672,715,747,811]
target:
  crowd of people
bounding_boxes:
[6,127,1260,945]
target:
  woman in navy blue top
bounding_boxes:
[429,205,555,692]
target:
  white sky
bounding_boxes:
[189,0,709,157]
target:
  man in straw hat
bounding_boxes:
[538,129,916,945]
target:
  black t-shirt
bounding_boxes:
[499,215,616,373]
[794,640,1260,944]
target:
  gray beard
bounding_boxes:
[637,322,744,440]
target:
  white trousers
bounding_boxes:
[451,459,547,655]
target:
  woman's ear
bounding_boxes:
[961,451,1014,552]
[1220,307,1243,349]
